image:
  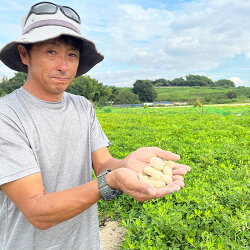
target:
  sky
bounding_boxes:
[0,0,250,87]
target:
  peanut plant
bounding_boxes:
[97,106,250,249]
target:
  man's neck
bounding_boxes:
[23,82,64,102]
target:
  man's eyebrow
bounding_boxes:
[47,40,59,45]
[68,47,80,51]
[46,41,79,51]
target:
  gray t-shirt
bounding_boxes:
[0,87,110,250]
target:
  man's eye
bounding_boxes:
[47,50,56,55]
[69,53,78,57]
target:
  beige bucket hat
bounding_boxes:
[0,2,104,77]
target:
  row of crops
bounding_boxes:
[97,105,250,249]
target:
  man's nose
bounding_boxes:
[57,54,69,72]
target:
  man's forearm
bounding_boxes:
[2,177,101,230]
[98,157,124,172]
[92,147,124,175]
[29,179,100,229]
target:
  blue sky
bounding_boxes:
[0,0,250,87]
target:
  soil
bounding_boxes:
[99,221,126,250]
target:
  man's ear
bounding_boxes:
[17,45,30,66]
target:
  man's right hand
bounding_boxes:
[106,167,186,202]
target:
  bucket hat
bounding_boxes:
[0,2,104,77]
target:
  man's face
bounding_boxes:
[20,38,80,101]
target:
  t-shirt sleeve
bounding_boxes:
[89,104,111,153]
[0,111,40,186]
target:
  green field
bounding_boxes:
[97,105,250,249]
[155,86,250,104]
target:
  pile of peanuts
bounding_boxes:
[138,156,174,188]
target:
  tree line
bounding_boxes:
[0,72,240,106]
[151,74,235,87]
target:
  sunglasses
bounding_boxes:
[24,1,81,25]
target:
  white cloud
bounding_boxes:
[1,0,250,87]
[89,68,157,87]
[230,77,243,85]
[0,63,15,79]
[92,0,250,86]
[230,76,249,87]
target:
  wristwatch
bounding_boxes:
[97,170,123,201]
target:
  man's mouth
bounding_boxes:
[53,77,69,82]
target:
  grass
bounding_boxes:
[98,104,250,116]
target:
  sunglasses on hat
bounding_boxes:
[24,1,81,25]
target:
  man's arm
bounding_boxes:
[1,147,190,230]
[1,173,101,230]
[1,147,124,231]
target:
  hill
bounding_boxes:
[155,86,250,104]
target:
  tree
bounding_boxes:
[108,86,120,102]
[171,77,186,86]
[113,89,140,104]
[215,79,235,88]
[0,72,27,94]
[132,80,157,102]
[66,75,112,106]
[152,78,171,87]
[185,74,214,86]
[226,91,237,99]
[0,87,6,97]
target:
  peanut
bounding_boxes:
[138,156,174,188]
[150,156,164,170]
[164,160,175,168]
[163,166,172,176]
[138,173,149,182]
[146,179,166,188]
[144,166,163,180]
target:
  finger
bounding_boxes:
[130,185,158,202]
[154,148,180,161]
[172,175,184,182]
[172,179,185,187]
[173,163,191,172]
[154,185,181,198]
[119,171,157,198]
[153,180,185,198]
[173,168,189,175]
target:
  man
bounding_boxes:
[0,2,190,250]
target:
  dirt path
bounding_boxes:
[100,221,126,250]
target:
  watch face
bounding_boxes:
[97,170,122,200]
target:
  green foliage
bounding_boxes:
[113,89,140,104]
[0,86,7,97]
[109,86,120,102]
[0,72,27,94]
[155,86,250,104]
[152,78,171,87]
[97,106,250,249]
[194,98,202,107]
[132,80,157,102]
[67,75,112,106]
[215,79,235,88]
[186,74,214,87]
[171,77,186,86]
[237,86,250,98]
[134,75,238,88]
[226,90,238,99]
